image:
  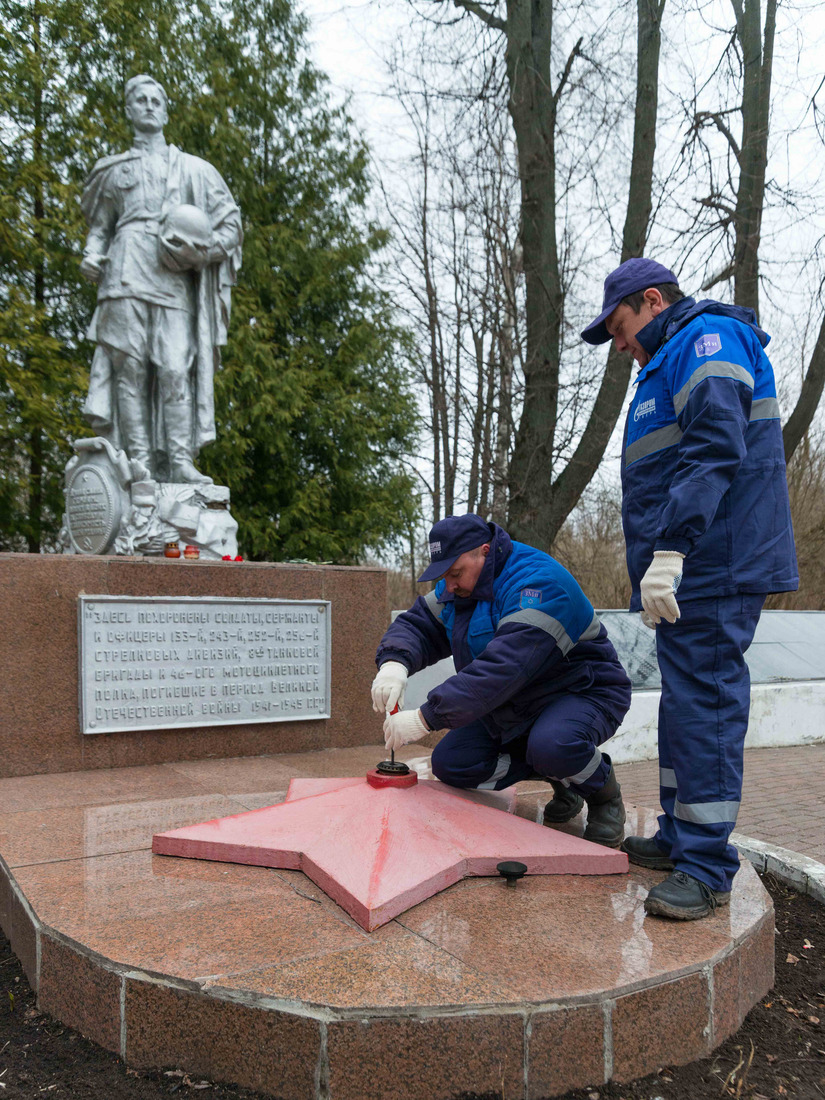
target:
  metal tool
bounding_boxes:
[375,704,411,777]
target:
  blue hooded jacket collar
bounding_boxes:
[637,296,770,361]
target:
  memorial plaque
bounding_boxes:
[66,462,122,554]
[78,596,331,734]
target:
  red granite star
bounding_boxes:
[153,771,627,931]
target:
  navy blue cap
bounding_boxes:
[418,514,492,583]
[581,258,679,345]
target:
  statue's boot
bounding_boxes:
[165,401,213,484]
[116,385,153,472]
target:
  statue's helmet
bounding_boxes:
[162,204,212,250]
[159,204,213,271]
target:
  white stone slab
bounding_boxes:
[78,596,330,734]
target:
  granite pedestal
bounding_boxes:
[0,555,774,1095]
[0,744,774,1100]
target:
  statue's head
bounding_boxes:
[125,75,168,134]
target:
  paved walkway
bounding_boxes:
[615,743,825,864]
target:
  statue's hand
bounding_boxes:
[159,236,211,272]
[80,253,108,283]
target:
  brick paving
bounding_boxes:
[615,744,825,864]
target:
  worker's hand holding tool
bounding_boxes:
[383,708,430,754]
[640,551,685,625]
[370,661,408,713]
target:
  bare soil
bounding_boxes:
[0,872,822,1100]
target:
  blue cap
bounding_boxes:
[581,258,679,345]
[417,514,492,583]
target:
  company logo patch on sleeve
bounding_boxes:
[694,333,722,358]
[519,588,543,609]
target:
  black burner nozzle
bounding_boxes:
[497,860,528,887]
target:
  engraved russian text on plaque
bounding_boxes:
[78,596,331,734]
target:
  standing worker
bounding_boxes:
[582,258,798,919]
[372,514,632,847]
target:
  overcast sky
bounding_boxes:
[300,0,409,140]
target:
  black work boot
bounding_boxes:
[582,766,626,848]
[542,780,584,825]
[644,870,731,920]
[621,835,675,870]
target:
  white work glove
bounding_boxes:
[640,551,685,625]
[639,609,657,630]
[370,661,408,714]
[383,708,430,754]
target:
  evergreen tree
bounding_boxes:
[0,0,96,550]
[0,0,419,560]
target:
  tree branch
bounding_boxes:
[452,0,506,32]
[552,37,583,107]
[695,109,741,162]
[701,261,734,291]
[784,310,825,461]
[697,194,736,218]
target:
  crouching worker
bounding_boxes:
[371,513,633,848]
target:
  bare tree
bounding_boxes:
[552,485,631,609]
[380,33,524,529]
[679,0,775,313]
[673,0,825,460]
[546,0,666,539]
[424,0,667,548]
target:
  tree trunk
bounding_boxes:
[421,161,444,521]
[27,430,43,554]
[450,0,663,542]
[731,0,825,461]
[504,0,562,544]
[492,241,517,524]
[525,0,665,543]
[783,315,825,461]
[467,327,485,512]
[731,0,775,318]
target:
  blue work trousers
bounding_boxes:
[430,693,622,798]
[653,594,764,893]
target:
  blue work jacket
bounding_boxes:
[377,524,631,742]
[622,297,798,610]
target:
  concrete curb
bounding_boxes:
[733,831,825,904]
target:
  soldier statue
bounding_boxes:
[79,75,243,484]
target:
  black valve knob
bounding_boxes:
[497,860,528,887]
